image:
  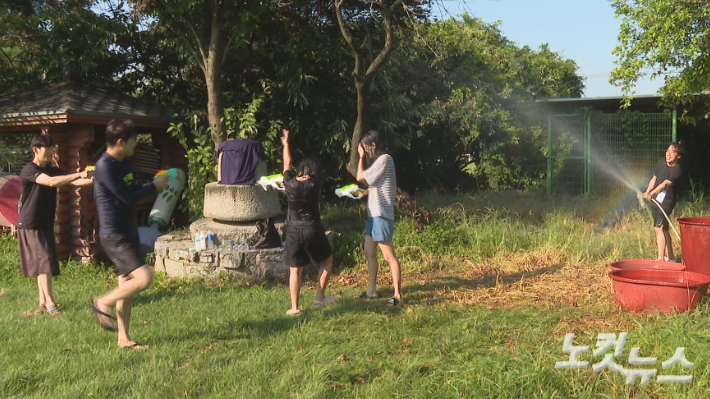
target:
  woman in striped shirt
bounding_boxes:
[356,130,402,306]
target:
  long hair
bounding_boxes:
[359,130,387,168]
[296,156,322,180]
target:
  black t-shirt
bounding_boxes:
[18,162,65,230]
[94,152,156,235]
[283,170,324,230]
[652,159,683,208]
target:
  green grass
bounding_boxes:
[2,191,710,398]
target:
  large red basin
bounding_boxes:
[609,269,710,313]
[608,259,685,273]
[678,217,710,277]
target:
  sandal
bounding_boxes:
[90,300,117,331]
[313,295,337,310]
[45,304,60,315]
[386,298,401,307]
[358,291,378,299]
[286,308,301,316]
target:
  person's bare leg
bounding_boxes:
[94,266,153,341]
[664,229,674,260]
[364,235,378,297]
[655,227,666,260]
[115,289,137,347]
[288,266,303,313]
[37,273,57,309]
[315,255,334,302]
[378,242,402,300]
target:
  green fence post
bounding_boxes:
[547,115,552,197]
[672,108,677,142]
[585,114,591,195]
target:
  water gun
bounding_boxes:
[154,168,180,181]
[258,174,285,191]
[335,184,363,199]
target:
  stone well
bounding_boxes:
[155,156,335,281]
[203,159,280,222]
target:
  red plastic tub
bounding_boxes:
[678,217,710,277]
[609,269,710,313]
[608,259,685,273]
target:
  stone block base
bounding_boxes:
[154,230,333,281]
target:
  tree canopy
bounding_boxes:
[611,0,710,110]
[1,0,584,200]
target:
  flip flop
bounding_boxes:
[313,295,337,310]
[286,308,301,316]
[120,342,149,350]
[358,292,378,299]
[386,298,401,307]
[90,300,117,331]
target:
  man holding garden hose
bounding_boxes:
[642,141,684,261]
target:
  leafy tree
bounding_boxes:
[132,0,267,150]
[334,0,427,174]
[395,15,584,191]
[611,0,710,110]
[0,0,140,93]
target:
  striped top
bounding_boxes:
[363,154,396,220]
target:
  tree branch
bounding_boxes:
[364,0,402,80]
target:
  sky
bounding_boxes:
[437,0,663,98]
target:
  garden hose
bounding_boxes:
[650,198,681,241]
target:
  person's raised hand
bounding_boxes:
[153,175,169,191]
[280,129,290,146]
[78,170,89,179]
[357,143,365,159]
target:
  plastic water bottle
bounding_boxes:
[194,229,201,252]
[206,231,214,249]
[198,231,206,251]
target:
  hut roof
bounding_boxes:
[0,81,174,127]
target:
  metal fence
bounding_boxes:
[547,111,676,196]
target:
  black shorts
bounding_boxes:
[651,203,674,229]
[99,232,144,276]
[282,227,332,267]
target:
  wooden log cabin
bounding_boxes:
[0,82,188,262]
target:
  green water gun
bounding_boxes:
[258,174,285,191]
[335,184,363,199]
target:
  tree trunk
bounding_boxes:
[347,81,370,176]
[205,57,226,152]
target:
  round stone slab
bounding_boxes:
[203,182,281,222]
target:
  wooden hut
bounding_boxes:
[0,82,187,262]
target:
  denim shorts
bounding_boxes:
[365,217,395,242]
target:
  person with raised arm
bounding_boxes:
[356,130,402,306]
[280,129,335,315]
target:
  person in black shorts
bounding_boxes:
[18,135,93,314]
[90,119,168,349]
[643,141,683,261]
[280,129,335,315]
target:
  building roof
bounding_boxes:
[0,81,175,128]
[537,94,668,113]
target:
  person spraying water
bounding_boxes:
[641,141,684,261]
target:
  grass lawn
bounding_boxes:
[1,190,709,398]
